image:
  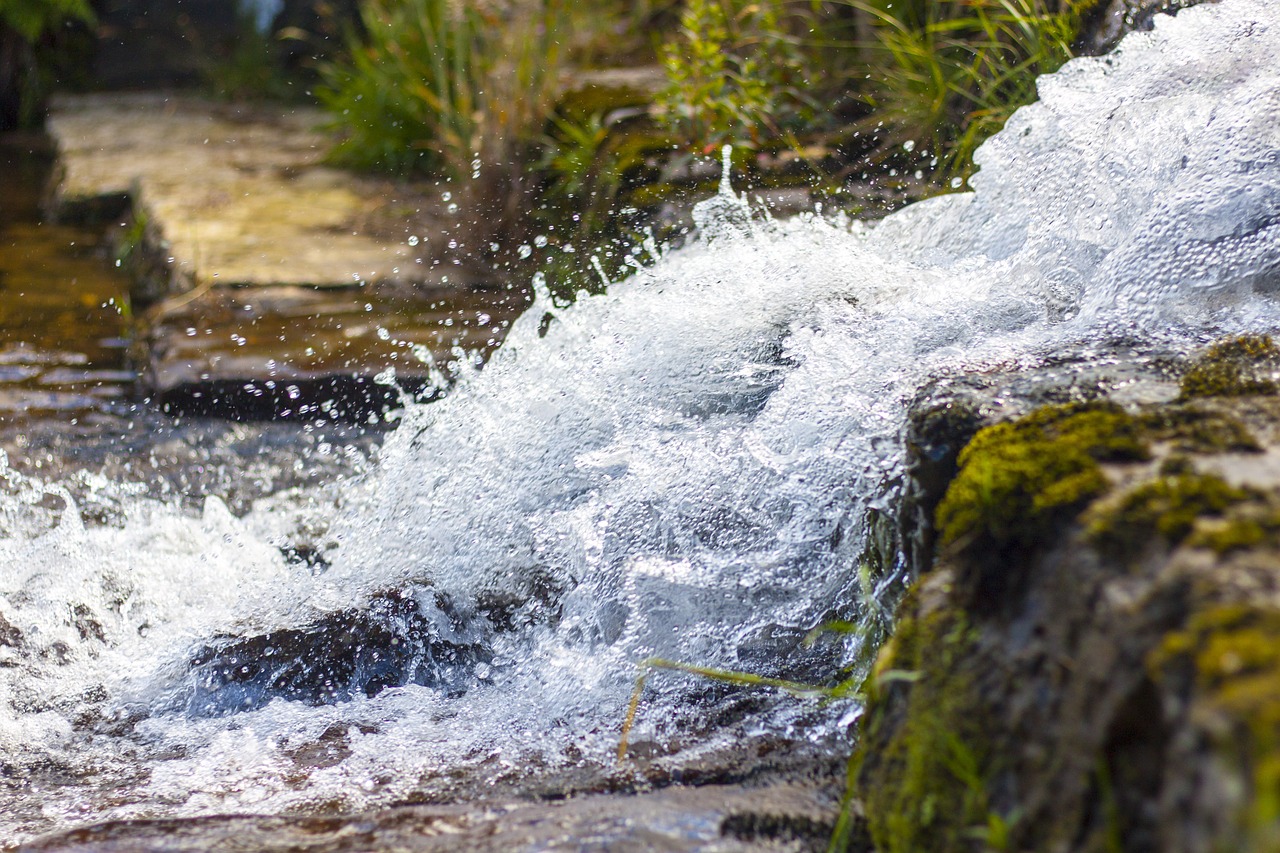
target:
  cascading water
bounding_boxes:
[2,0,1278,841]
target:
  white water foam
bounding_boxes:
[2,0,1278,840]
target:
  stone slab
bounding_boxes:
[141,283,527,420]
[47,93,454,292]
[42,94,526,419]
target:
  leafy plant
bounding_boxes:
[318,0,568,232]
[656,0,814,152]
[0,0,94,130]
[198,2,305,102]
[841,0,1092,182]
[0,0,92,43]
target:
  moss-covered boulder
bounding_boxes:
[853,335,1280,853]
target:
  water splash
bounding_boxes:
[691,145,753,240]
[2,0,1280,840]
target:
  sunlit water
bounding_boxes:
[3,0,1279,841]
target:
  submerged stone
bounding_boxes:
[184,592,491,715]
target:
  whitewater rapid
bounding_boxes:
[2,0,1278,840]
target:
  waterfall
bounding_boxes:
[1,0,1277,840]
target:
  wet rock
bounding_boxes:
[1077,0,1218,55]
[184,591,491,715]
[16,781,839,853]
[140,283,526,421]
[894,342,1185,581]
[854,335,1280,852]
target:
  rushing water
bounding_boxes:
[2,0,1279,842]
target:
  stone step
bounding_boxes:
[45,93,522,421]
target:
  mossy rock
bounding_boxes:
[1140,406,1262,454]
[1150,604,1280,851]
[935,402,1147,581]
[1087,473,1250,561]
[854,602,1002,853]
[1179,334,1280,400]
[1188,504,1280,555]
[856,341,1280,853]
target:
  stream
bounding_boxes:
[2,0,1279,844]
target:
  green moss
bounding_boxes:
[1149,605,1280,849]
[855,607,1002,853]
[1158,455,1197,477]
[1140,407,1262,454]
[1153,600,1280,723]
[1184,493,1280,554]
[936,402,1147,563]
[1087,473,1248,560]
[1189,517,1271,554]
[1179,334,1279,400]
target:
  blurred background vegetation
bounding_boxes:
[3,0,1102,288]
[0,0,95,129]
[311,0,1100,290]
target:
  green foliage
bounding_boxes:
[318,0,567,227]
[537,110,662,243]
[841,0,1091,181]
[656,0,813,152]
[200,4,304,102]
[0,0,94,130]
[0,0,93,43]
[532,107,677,297]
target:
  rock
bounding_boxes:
[47,94,473,302]
[853,335,1280,852]
[1077,0,1219,56]
[15,781,840,853]
[182,590,493,715]
[139,283,526,421]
